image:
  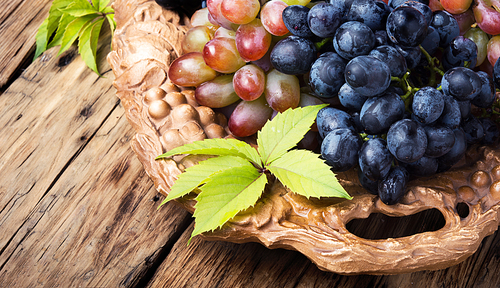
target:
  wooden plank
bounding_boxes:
[0,0,53,88]
[147,220,500,287]
[0,103,192,287]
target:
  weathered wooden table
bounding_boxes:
[2,1,500,287]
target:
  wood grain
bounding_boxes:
[0,0,53,88]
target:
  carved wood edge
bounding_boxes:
[107,0,500,274]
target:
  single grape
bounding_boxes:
[420,26,440,56]
[387,119,428,163]
[401,156,438,177]
[207,0,235,29]
[479,118,500,145]
[457,100,471,120]
[321,128,363,172]
[472,71,496,108]
[235,18,272,62]
[360,91,405,134]
[494,58,500,88]
[487,36,500,67]
[442,36,478,70]
[472,0,500,36]
[347,0,391,31]
[228,96,273,137]
[400,1,433,26]
[423,125,455,158]
[195,74,241,108]
[358,168,379,195]
[461,115,485,144]
[344,55,391,97]
[441,67,482,101]
[369,45,407,78]
[168,52,217,87]
[440,0,472,14]
[436,94,461,128]
[309,52,347,98]
[221,0,260,24]
[333,21,376,60]
[412,86,445,124]
[378,166,409,205]
[464,27,489,67]
[431,10,460,47]
[282,5,315,38]
[453,9,476,35]
[308,2,343,38]
[386,6,428,47]
[203,37,246,73]
[437,127,467,172]
[359,138,394,181]
[233,64,266,101]
[261,0,289,36]
[182,26,213,54]
[338,82,368,111]
[190,8,213,27]
[270,36,317,75]
[265,69,301,112]
[316,107,356,138]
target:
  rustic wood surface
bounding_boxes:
[1,1,500,287]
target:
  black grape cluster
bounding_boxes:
[272,0,500,205]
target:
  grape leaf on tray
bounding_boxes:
[157,105,351,243]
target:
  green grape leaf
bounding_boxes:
[91,0,100,11]
[47,13,77,49]
[57,14,97,56]
[156,138,262,167]
[267,149,351,200]
[257,104,328,165]
[99,0,111,12]
[160,156,252,206]
[34,0,74,59]
[101,6,114,14]
[190,166,267,242]
[106,14,116,36]
[59,0,98,17]
[78,18,104,75]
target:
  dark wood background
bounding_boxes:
[1,1,500,287]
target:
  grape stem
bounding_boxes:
[314,38,332,51]
[419,45,445,87]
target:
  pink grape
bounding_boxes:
[260,0,289,36]
[228,96,273,137]
[195,74,241,108]
[203,37,247,73]
[182,26,213,54]
[473,0,500,35]
[168,52,217,87]
[207,0,236,29]
[452,9,475,35]
[265,69,300,112]
[236,18,273,61]
[233,64,266,101]
[221,0,260,24]
[487,36,500,67]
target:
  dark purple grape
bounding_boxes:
[359,138,394,181]
[442,36,478,70]
[472,71,496,108]
[401,1,433,26]
[412,86,445,124]
[270,36,317,75]
[338,83,368,111]
[387,119,428,163]
[369,45,408,78]
[437,94,461,128]
[321,128,362,172]
[423,125,455,158]
[374,30,389,46]
[494,59,500,88]
[401,156,438,177]
[308,3,343,38]
[461,115,485,144]
[359,91,405,134]
[309,52,347,98]
[480,118,500,145]
[420,26,440,56]
[333,21,376,60]
[282,5,315,38]
[378,166,409,205]
[394,45,421,70]
[316,107,356,138]
[347,0,391,31]
[441,67,482,101]
[386,6,428,47]
[358,168,379,195]
[437,127,467,172]
[344,55,391,97]
[431,10,460,47]
[457,100,471,120]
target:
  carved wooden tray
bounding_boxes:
[107,0,500,275]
